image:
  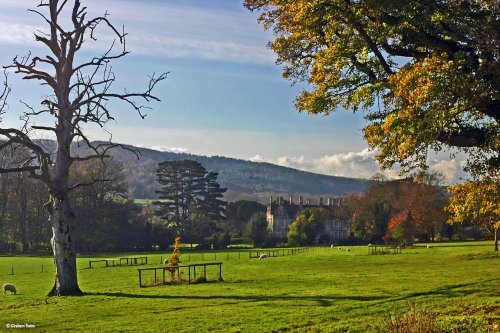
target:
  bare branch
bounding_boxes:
[0,70,11,116]
[68,178,114,193]
[32,125,57,132]
[73,72,168,120]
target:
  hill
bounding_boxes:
[86,142,369,202]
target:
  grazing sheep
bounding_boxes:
[346,248,351,252]
[330,244,334,248]
[163,259,169,265]
[259,253,267,260]
[2,283,16,295]
[368,243,372,247]
[426,245,433,249]
[337,246,342,251]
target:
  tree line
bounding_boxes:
[250,173,494,248]
[1,152,495,254]
[0,148,175,253]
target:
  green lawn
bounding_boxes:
[0,242,498,332]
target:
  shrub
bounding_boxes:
[169,236,182,266]
[374,303,439,333]
[166,236,182,281]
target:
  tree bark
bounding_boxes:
[47,195,82,296]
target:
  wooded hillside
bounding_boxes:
[76,142,368,202]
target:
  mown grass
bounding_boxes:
[0,242,498,332]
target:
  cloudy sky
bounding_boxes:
[0,0,467,183]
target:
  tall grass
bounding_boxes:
[374,302,439,333]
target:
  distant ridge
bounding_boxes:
[75,142,369,203]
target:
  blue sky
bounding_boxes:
[0,0,466,182]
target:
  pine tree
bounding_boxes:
[155,160,226,244]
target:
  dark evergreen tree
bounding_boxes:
[155,160,226,243]
[248,212,268,247]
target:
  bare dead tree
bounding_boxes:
[0,0,167,296]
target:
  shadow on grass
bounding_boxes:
[83,278,499,312]
[85,291,389,307]
[368,278,500,308]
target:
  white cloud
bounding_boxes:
[315,149,379,178]
[150,146,188,154]
[127,35,274,65]
[429,159,458,183]
[249,154,265,163]
[0,1,275,65]
[428,159,469,183]
[276,155,306,169]
[252,149,384,179]
[250,149,468,183]
[0,23,40,45]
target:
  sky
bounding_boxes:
[0,0,468,183]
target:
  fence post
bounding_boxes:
[11,266,13,275]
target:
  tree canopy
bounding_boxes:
[287,208,327,245]
[245,0,499,176]
[248,212,269,247]
[447,177,500,251]
[155,160,226,244]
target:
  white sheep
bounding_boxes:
[368,243,372,247]
[426,245,433,249]
[346,248,351,252]
[163,259,169,265]
[2,283,16,295]
[330,244,334,248]
[259,253,267,260]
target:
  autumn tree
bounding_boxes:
[353,174,396,243]
[388,174,448,242]
[0,1,166,295]
[447,177,500,251]
[245,0,499,176]
[287,208,327,246]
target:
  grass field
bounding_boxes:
[133,198,169,205]
[0,242,498,332]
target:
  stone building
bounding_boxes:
[266,196,349,241]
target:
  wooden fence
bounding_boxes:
[88,256,148,268]
[138,262,223,287]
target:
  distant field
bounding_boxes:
[133,198,169,205]
[0,242,498,332]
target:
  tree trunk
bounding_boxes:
[495,227,498,252]
[47,195,82,296]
